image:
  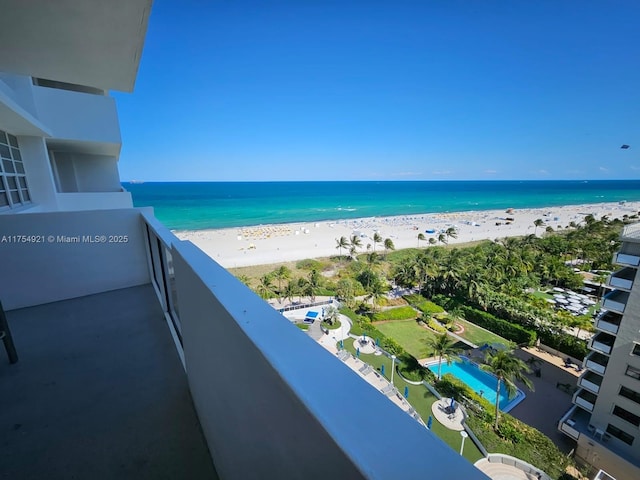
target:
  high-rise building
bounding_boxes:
[559,224,640,479]
[0,2,486,478]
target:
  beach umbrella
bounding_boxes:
[450,397,455,409]
[404,386,409,398]
[427,416,433,429]
[356,348,360,358]
[340,339,344,349]
[381,364,385,376]
[376,338,379,346]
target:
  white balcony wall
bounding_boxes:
[0,208,151,310]
[602,297,626,314]
[590,340,613,355]
[51,151,123,193]
[560,421,580,440]
[0,73,38,118]
[615,252,640,267]
[609,276,633,291]
[56,192,132,210]
[172,242,487,480]
[32,85,120,145]
[18,135,58,210]
[578,377,601,394]
[574,395,595,412]
[585,358,606,375]
[595,317,620,335]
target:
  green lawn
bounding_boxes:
[374,320,436,358]
[455,318,511,348]
[531,290,554,300]
[343,342,484,463]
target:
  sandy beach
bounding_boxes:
[173,201,640,269]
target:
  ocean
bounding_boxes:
[124,180,640,231]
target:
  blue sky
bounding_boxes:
[115,1,640,181]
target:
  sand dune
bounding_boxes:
[173,201,640,269]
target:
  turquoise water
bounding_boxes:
[124,180,640,230]
[427,357,524,412]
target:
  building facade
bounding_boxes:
[559,224,640,479]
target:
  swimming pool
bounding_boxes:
[426,356,525,413]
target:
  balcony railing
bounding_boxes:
[0,208,489,479]
[558,406,581,440]
[614,252,640,267]
[589,332,616,355]
[621,223,640,240]
[595,310,622,335]
[584,351,609,375]
[573,389,597,412]
[578,371,603,394]
[602,290,629,314]
[608,266,636,291]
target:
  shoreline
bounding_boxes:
[173,201,640,269]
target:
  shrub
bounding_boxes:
[372,306,417,322]
[465,413,572,479]
[405,294,445,314]
[398,354,435,382]
[427,318,447,333]
[538,329,588,359]
[296,259,323,271]
[461,306,537,346]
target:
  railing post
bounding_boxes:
[0,300,18,364]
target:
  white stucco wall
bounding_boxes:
[31,85,121,147]
[173,241,488,480]
[0,208,151,310]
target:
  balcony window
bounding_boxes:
[612,405,640,426]
[625,365,640,381]
[0,129,30,209]
[606,424,635,446]
[619,386,640,405]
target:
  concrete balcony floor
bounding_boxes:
[0,285,217,480]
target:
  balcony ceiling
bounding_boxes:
[0,0,152,92]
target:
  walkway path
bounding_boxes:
[474,459,541,480]
[315,315,424,425]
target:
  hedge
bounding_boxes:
[461,306,537,346]
[404,294,445,314]
[371,306,417,322]
[537,329,588,359]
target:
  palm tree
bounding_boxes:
[257,274,275,299]
[366,280,387,312]
[428,237,437,246]
[425,333,461,380]
[306,269,321,302]
[283,280,298,305]
[437,232,447,245]
[235,274,252,287]
[418,232,426,247]
[383,238,395,257]
[335,236,349,259]
[350,234,363,254]
[533,219,545,235]
[445,227,458,242]
[273,265,291,294]
[481,349,533,429]
[373,232,383,252]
